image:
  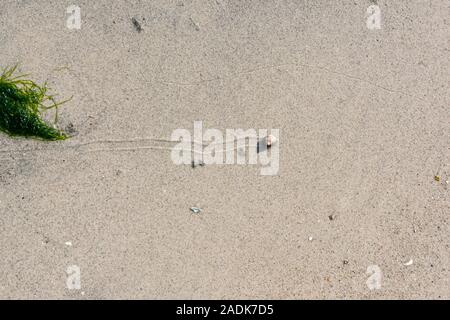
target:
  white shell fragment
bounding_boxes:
[65,241,72,246]
[403,259,413,266]
[190,207,201,214]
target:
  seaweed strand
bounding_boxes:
[0,65,70,141]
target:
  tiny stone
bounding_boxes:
[131,17,143,32]
[191,160,205,168]
[343,260,349,265]
[403,259,413,266]
[66,122,77,135]
[190,207,201,214]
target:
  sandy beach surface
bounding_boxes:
[0,0,448,299]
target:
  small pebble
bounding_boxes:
[131,17,143,32]
[190,207,201,214]
[403,259,413,266]
[191,160,205,168]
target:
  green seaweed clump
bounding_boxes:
[0,65,69,141]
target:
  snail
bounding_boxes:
[265,134,277,148]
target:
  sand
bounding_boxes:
[0,0,448,299]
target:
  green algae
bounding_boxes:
[0,65,69,141]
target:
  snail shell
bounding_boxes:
[266,134,277,147]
